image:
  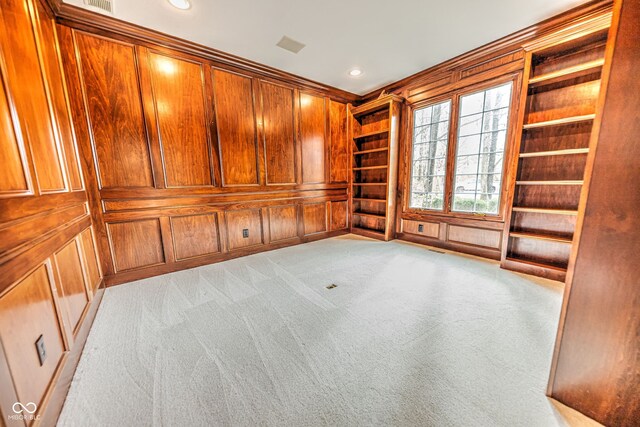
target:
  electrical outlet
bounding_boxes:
[418,224,424,232]
[242,229,249,238]
[35,335,46,366]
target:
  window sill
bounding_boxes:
[402,208,505,225]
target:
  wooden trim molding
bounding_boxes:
[359,0,613,101]
[43,0,358,104]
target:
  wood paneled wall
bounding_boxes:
[0,0,103,425]
[57,26,350,286]
[548,0,640,424]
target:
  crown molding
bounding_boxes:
[360,0,613,101]
[43,0,613,105]
[43,0,360,103]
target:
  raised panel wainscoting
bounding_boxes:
[57,23,350,288]
[1,0,633,425]
[0,0,104,424]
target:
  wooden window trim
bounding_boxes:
[404,72,522,223]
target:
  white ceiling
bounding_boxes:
[64,0,590,95]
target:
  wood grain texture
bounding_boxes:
[53,238,89,338]
[507,236,571,269]
[300,92,326,184]
[225,209,264,250]
[147,51,213,188]
[0,0,66,193]
[107,219,165,272]
[170,214,220,260]
[329,100,348,183]
[303,202,327,235]
[0,202,87,259]
[549,0,640,424]
[74,32,154,188]
[268,205,298,242]
[351,95,402,241]
[0,70,29,194]
[330,201,348,231]
[32,0,84,191]
[0,263,65,410]
[402,219,439,238]
[448,225,502,249]
[260,81,296,185]
[79,226,101,293]
[212,69,259,186]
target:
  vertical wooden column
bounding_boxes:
[548,0,640,425]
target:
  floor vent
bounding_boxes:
[428,249,446,254]
[326,284,337,289]
[83,0,114,14]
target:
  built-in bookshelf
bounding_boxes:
[349,95,403,241]
[502,27,610,281]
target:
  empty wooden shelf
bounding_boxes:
[350,95,403,241]
[501,26,610,281]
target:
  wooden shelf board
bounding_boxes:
[353,211,386,220]
[351,94,404,118]
[351,226,386,240]
[523,114,596,129]
[516,180,584,186]
[519,148,589,158]
[353,198,387,203]
[528,59,605,86]
[352,182,387,186]
[509,231,573,244]
[353,165,388,171]
[512,207,578,216]
[353,147,389,155]
[503,257,567,282]
[353,129,389,139]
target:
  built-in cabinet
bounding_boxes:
[350,95,403,241]
[502,22,610,281]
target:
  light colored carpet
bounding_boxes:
[58,235,574,426]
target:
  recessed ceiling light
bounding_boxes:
[349,68,363,77]
[168,0,191,10]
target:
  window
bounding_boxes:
[452,82,512,214]
[408,81,514,216]
[409,100,451,210]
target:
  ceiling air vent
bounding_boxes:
[276,36,306,54]
[83,0,114,14]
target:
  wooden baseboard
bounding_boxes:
[103,229,348,287]
[397,232,502,260]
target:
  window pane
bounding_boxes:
[460,91,484,117]
[482,108,509,132]
[414,140,448,160]
[481,130,507,153]
[458,113,483,136]
[455,155,479,175]
[452,82,513,215]
[410,99,452,210]
[484,83,512,110]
